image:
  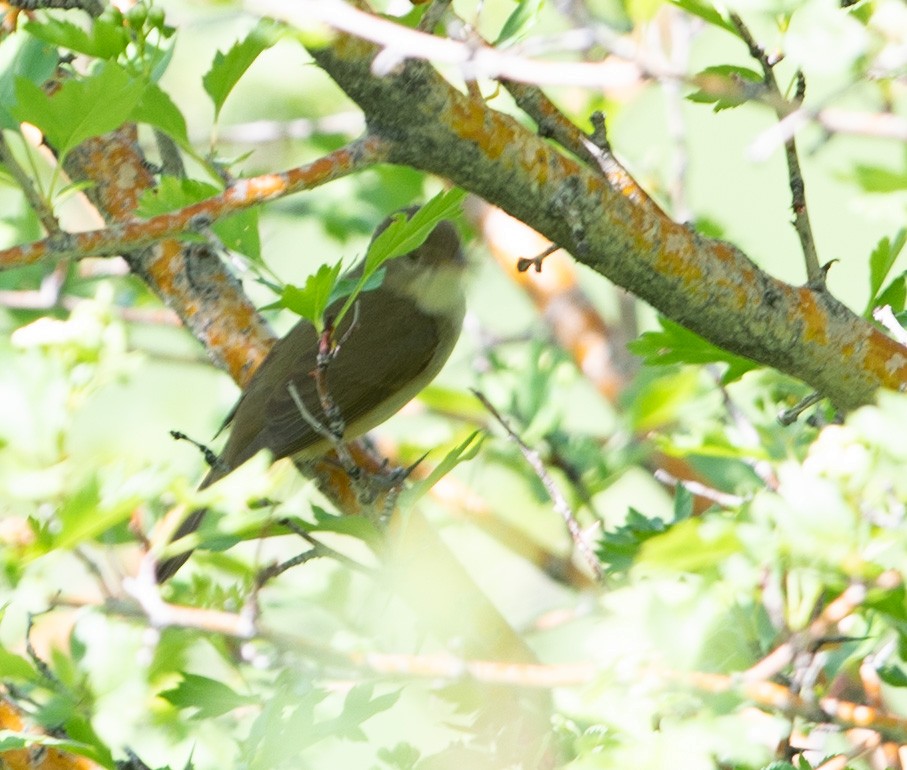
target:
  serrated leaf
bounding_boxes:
[13,61,144,157]
[688,65,763,111]
[628,316,758,384]
[159,673,255,719]
[363,188,465,275]
[597,508,670,573]
[31,475,140,553]
[203,18,283,120]
[333,188,465,329]
[131,82,188,146]
[275,262,344,332]
[495,0,545,46]
[0,35,59,130]
[865,229,907,316]
[23,15,129,60]
[339,684,400,730]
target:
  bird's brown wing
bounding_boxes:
[216,288,446,477]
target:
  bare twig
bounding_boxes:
[472,389,603,581]
[0,134,60,234]
[0,136,389,269]
[730,13,822,287]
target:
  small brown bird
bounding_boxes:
[156,213,467,580]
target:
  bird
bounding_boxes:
[155,211,467,580]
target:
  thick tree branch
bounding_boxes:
[296,21,907,410]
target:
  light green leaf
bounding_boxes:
[23,15,129,60]
[628,316,759,384]
[398,430,485,510]
[13,61,144,157]
[203,18,283,120]
[865,229,907,316]
[159,673,255,719]
[275,262,344,333]
[130,82,189,146]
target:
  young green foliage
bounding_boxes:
[864,228,907,317]
[628,316,758,384]
[203,18,284,121]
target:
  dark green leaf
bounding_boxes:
[597,508,670,574]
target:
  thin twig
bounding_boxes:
[0,136,389,268]
[0,133,60,234]
[730,13,822,287]
[471,389,603,581]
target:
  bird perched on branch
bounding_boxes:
[156,210,467,581]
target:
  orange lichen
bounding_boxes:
[794,288,828,345]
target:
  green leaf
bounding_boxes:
[397,431,485,510]
[877,664,907,687]
[272,262,343,333]
[864,229,907,316]
[850,163,907,193]
[638,516,741,573]
[0,647,38,680]
[875,273,907,315]
[628,316,759,383]
[159,673,255,719]
[203,18,283,120]
[23,15,129,60]
[332,188,466,329]
[306,507,382,543]
[13,61,144,157]
[687,65,763,111]
[336,684,400,738]
[363,188,465,276]
[495,0,545,46]
[52,475,140,552]
[671,0,738,35]
[673,483,694,521]
[0,731,95,758]
[597,508,670,574]
[130,82,189,146]
[0,35,59,130]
